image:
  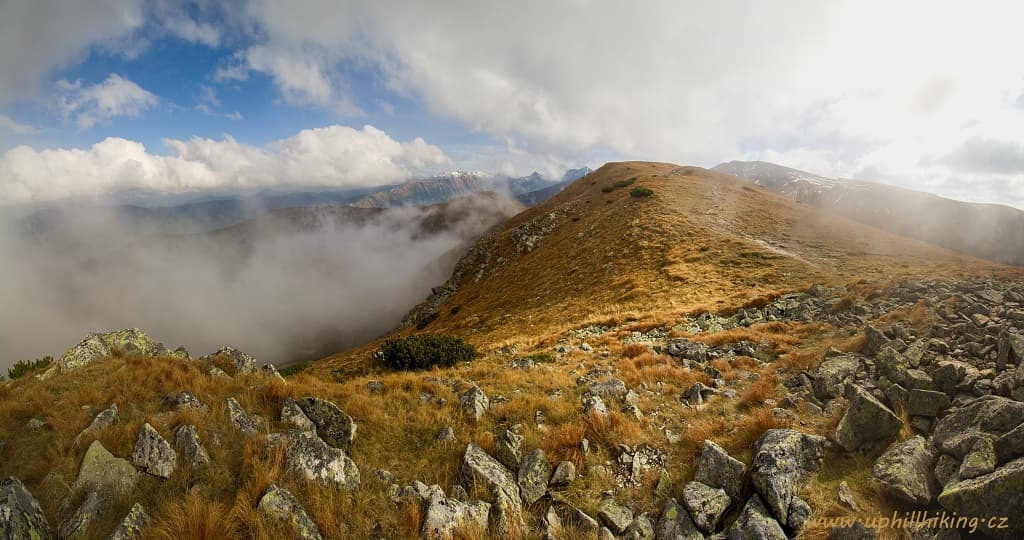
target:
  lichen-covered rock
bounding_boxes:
[421,491,490,540]
[0,477,52,540]
[226,398,262,436]
[907,389,950,417]
[932,396,1024,458]
[750,429,825,529]
[872,436,936,505]
[590,378,628,398]
[694,439,746,502]
[549,461,576,488]
[623,514,655,540]
[73,441,139,497]
[284,430,357,488]
[174,425,211,467]
[460,386,490,421]
[728,494,786,540]
[938,457,1024,539]
[281,398,315,432]
[655,498,703,540]
[58,328,162,371]
[163,391,209,412]
[933,453,960,489]
[108,503,148,540]
[958,436,996,479]
[517,448,552,506]
[203,346,257,374]
[131,423,177,479]
[813,354,861,399]
[831,522,879,540]
[995,421,1024,464]
[489,487,525,538]
[681,481,730,533]
[834,385,902,452]
[76,404,118,442]
[495,428,523,470]
[295,397,356,451]
[59,490,103,540]
[583,395,609,418]
[461,443,520,501]
[257,484,323,540]
[262,363,285,380]
[598,499,634,535]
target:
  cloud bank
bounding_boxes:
[0,124,450,203]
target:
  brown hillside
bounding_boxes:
[314,161,1009,377]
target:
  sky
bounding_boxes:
[1,0,1023,208]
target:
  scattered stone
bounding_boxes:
[549,461,576,488]
[831,521,879,540]
[76,404,118,442]
[623,514,654,540]
[131,423,177,479]
[367,380,384,394]
[681,481,731,533]
[750,429,825,529]
[932,396,1024,457]
[834,385,902,452]
[938,457,1024,539]
[257,484,323,540]
[872,435,936,505]
[490,488,526,538]
[108,503,148,540]
[655,498,702,540]
[907,389,950,417]
[174,425,211,467]
[203,346,257,375]
[728,494,786,540]
[495,428,523,470]
[0,477,52,540]
[72,441,139,498]
[460,386,490,421]
[590,378,628,398]
[421,491,489,540]
[436,426,456,443]
[837,481,860,512]
[296,397,357,451]
[461,443,520,504]
[262,363,285,380]
[995,422,1024,464]
[284,430,359,488]
[572,509,601,534]
[208,366,230,378]
[680,383,716,405]
[958,437,996,479]
[227,398,262,436]
[583,395,609,418]
[25,418,45,430]
[59,490,103,540]
[694,439,746,502]
[518,449,552,505]
[933,454,960,488]
[163,391,208,412]
[598,499,634,535]
[813,354,861,399]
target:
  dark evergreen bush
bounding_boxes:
[8,356,52,379]
[379,335,476,370]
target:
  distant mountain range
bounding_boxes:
[713,160,1024,266]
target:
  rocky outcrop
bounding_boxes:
[75,403,118,442]
[174,425,211,467]
[54,328,186,372]
[681,481,730,533]
[284,430,359,488]
[931,396,1024,458]
[834,385,902,452]
[694,439,746,502]
[59,490,102,540]
[108,503,148,540]
[226,398,262,436]
[872,436,936,504]
[131,423,177,478]
[421,491,490,540]
[163,391,209,412]
[938,457,1024,539]
[517,448,551,506]
[655,498,703,540]
[257,484,323,540]
[282,398,315,432]
[296,397,356,451]
[728,494,785,540]
[749,429,824,530]
[460,386,489,421]
[201,346,256,375]
[0,477,52,540]
[73,441,139,498]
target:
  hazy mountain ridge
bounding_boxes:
[713,160,1024,266]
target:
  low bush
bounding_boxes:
[630,186,654,198]
[7,356,52,380]
[415,312,439,330]
[379,335,477,370]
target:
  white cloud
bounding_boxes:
[0,124,450,203]
[227,0,1024,206]
[56,74,159,129]
[0,0,145,105]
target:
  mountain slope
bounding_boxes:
[713,160,1024,266]
[315,161,1008,376]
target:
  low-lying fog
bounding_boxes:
[0,194,521,372]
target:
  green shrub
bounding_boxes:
[8,356,52,380]
[601,185,615,193]
[630,186,654,198]
[279,362,308,377]
[379,334,477,370]
[612,178,637,188]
